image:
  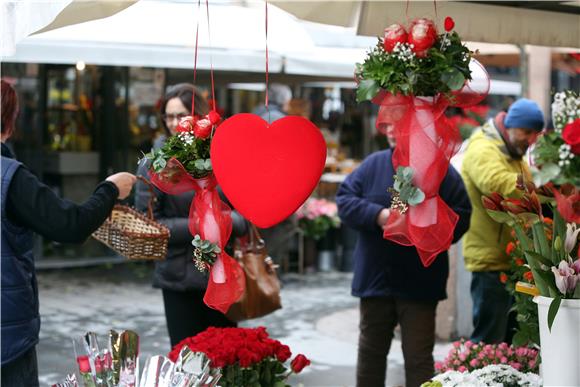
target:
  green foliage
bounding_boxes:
[393,166,425,206]
[298,215,340,240]
[143,134,212,178]
[356,32,472,101]
[191,235,221,271]
[219,358,291,387]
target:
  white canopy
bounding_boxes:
[272,0,580,48]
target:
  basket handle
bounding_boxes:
[137,175,157,220]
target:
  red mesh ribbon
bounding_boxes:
[149,158,244,313]
[375,60,489,266]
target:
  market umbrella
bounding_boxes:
[271,0,580,48]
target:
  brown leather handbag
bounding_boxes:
[226,225,282,322]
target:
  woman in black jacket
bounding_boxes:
[135,83,248,348]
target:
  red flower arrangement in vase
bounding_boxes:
[168,327,310,387]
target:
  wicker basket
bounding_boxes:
[92,177,170,260]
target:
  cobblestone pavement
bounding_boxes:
[37,264,452,386]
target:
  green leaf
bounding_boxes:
[400,166,414,182]
[441,68,465,91]
[399,185,413,202]
[408,188,425,206]
[511,330,528,347]
[547,296,562,332]
[532,221,552,263]
[356,79,380,102]
[204,159,212,170]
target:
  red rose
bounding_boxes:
[444,16,455,32]
[499,273,508,284]
[275,344,291,362]
[383,23,408,52]
[77,355,91,374]
[193,118,212,139]
[208,110,221,125]
[177,116,195,133]
[524,271,534,282]
[290,354,311,374]
[505,242,516,255]
[562,118,580,154]
[407,18,437,57]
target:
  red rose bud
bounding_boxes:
[208,110,221,125]
[77,355,91,373]
[515,258,525,266]
[499,273,508,284]
[408,18,437,55]
[177,116,195,133]
[524,271,534,282]
[562,118,580,154]
[444,16,455,32]
[275,344,291,362]
[506,242,516,255]
[383,23,408,52]
[193,118,212,139]
[291,354,311,373]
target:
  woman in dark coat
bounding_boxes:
[136,83,248,348]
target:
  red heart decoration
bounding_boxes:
[211,113,326,228]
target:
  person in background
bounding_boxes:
[461,98,544,344]
[253,83,292,123]
[135,83,248,348]
[336,123,472,387]
[1,79,136,386]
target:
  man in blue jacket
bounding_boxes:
[336,124,471,387]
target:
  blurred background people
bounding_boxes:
[461,98,544,344]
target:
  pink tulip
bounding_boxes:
[552,260,578,294]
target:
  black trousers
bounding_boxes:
[162,288,236,348]
[1,346,39,387]
[357,297,438,387]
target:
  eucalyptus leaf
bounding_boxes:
[356,79,380,102]
[441,68,465,91]
[408,189,425,206]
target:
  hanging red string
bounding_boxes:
[205,0,216,113]
[191,0,201,117]
[265,0,269,110]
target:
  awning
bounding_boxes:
[272,0,580,48]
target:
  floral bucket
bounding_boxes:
[534,296,580,386]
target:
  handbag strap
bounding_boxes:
[249,223,266,253]
[137,175,156,220]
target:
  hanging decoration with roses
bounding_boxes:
[355,16,490,266]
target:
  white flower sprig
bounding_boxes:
[391,42,416,62]
[177,132,195,146]
[558,143,575,167]
[552,90,580,133]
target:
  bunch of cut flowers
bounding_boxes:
[434,339,539,375]
[144,111,221,178]
[500,235,542,347]
[423,364,541,387]
[531,90,580,187]
[482,176,580,329]
[168,327,310,387]
[295,198,340,240]
[355,16,472,101]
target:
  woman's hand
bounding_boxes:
[376,208,391,228]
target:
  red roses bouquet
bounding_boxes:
[355,16,489,267]
[168,327,310,387]
[144,110,245,314]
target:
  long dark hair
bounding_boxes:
[1,79,19,135]
[160,83,209,135]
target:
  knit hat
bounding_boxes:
[504,99,545,132]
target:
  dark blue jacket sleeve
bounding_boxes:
[336,159,384,233]
[440,166,472,243]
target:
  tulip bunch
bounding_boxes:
[144,110,222,178]
[355,16,472,101]
[482,176,580,330]
[168,327,310,387]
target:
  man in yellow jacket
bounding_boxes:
[462,99,544,343]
